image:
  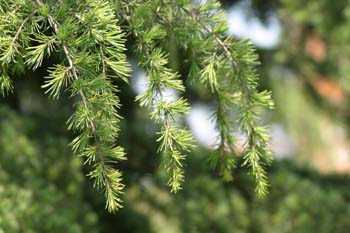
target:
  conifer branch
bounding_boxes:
[178,1,273,194]
[0,11,35,64]
[34,0,104,163]
[33,0,128,212]
[120,4,195,192]
[8,14,31,54]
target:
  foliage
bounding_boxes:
[0,0,274,212]
[1,108,348,232]
[257,0,349,170]
[0,107,98,233]
[278,0,350,91]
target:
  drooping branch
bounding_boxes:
[178,2,274,194]
[120,3,195,192]
[33,0,128,212]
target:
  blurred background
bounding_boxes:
[0,0,349,232]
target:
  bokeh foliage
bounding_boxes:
[1,105,349,232]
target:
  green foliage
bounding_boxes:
[0,0,273,212]
[250,162,350,233]
[1,110,349,232]
[0,107,98,232]
[258,0,350,169]
[123,154,350,233]
[274,0,350,101]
